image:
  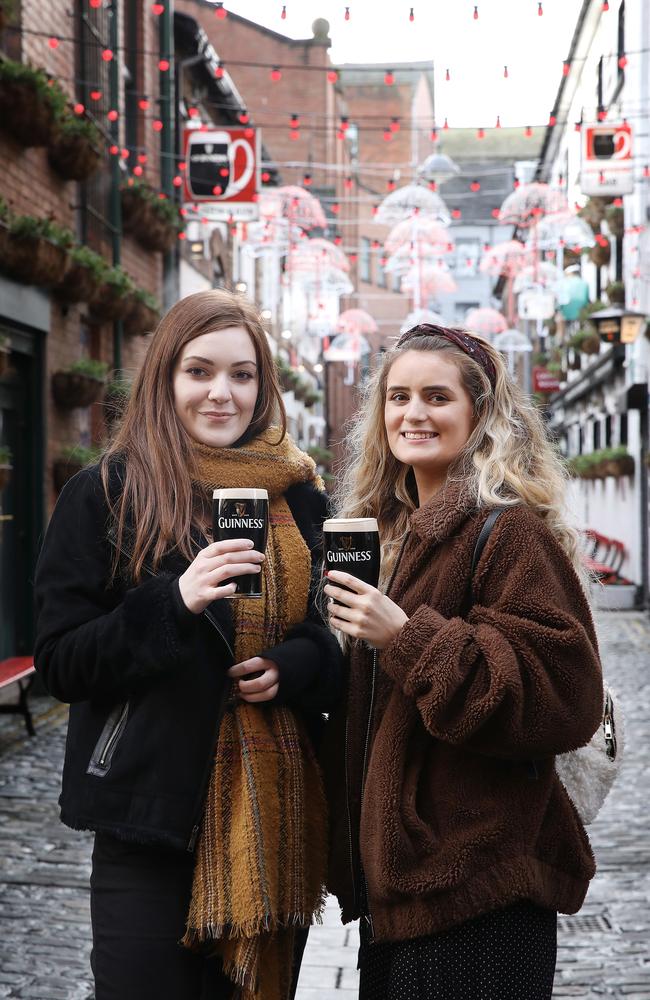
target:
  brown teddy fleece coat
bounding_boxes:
[324,482,604,943]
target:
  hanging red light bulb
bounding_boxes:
[483,242,491,252]
[380,256,387,267]
[289,130,299,141]
[158,59,170,71]
[133,165,143,176]
[387,178,396,191]
[109,144,119,155]
[261,170,271,182]
[139,98,150,110]
[612,196,623,207]
[390,117,400,132]
[107,109,118,121]
[644,165,650,178]
[618,54,628,68]
[430,128,438,142]
[470,180,481,192]
[598,170,606,185]
[331,202,340,214]
[178,162,186,171]
[428,180,437,191]
[173,175,182,188]
[344,6,350,19]
[445,67,450,81]
[152,119,163,131]
[574,120,582,132]
[212,184,223,196]
[558,173,565,187]
[491,207,500,219]
[383,128,392,142]
[219,166,229,178]
[101,48,113,61]
[384,69,395,85]
[303,173,312,186]
[339,116,349,131]
[281,4,287,17]
[90,89,102,101]
[349,252,358,263]
[73,102,85,115]
[443,117,449,130]
[334,235,343,245]
[188,106,199,118]
[503,65,508,78]
[137,153,148,164]
[215,62,224,79]
[477,127,485,139]
[344,176,354,190]
[548,111,557,126]
[239,110,250,124]
[598,107,607,121]
[563,60,571,76]
[451,208,462,220]
[270,67,282,82]
[473,6,478,19]
[602,0,609,9]
[371,239,381,250]
[409,7,414,20]
[538,2,543,14]
[244,127,254,139]
[290,114,300,128]
[336,129,344,141]
[152,3,164,13]
[214,3,227,18]
[524,125,532,137]
[89,0,102,7]
[495,115,501,128]
[327,69,339,83]
[371,204,378,216]
[513,177,520,189]
[48,36,59,49]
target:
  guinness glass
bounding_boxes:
[212,488,269,598]
[323,518,380,600]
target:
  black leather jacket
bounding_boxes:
[34,463,343,851]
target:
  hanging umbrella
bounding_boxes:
[324,332,371,362]
[291,268,353,296]
[384,241,449,275]
[498,183,568,228]
[529,212,595,250]
[399,308,448,334]
[242,218,302,258]
[464,307,508,337]
[376,183,451,225]
[285,237,349,273]
[417,152,461,186]
[479,240,532,277]
[258,185,327,230]
[336,309,379,335]
[401,264,457,297]
[493,327,533,376]
[384,217,452,255]
[512,262,559,293]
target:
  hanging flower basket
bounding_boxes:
[578,197,611,235]
[0,60,67,147]
[48,115,104,182]
[1,215,73,286]
[588,241,611,267]
[604,205,625,239]
[89,265,136,323]
[605,281,625,305]
[123,289,161,336]
[55,246,107,304]
[52,359,108,409]
[581,332,601,355]
[121,180,183,252]
[53,445,103,493]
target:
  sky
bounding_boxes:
[220,0,586,128]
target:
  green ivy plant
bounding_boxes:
[58,444,103,466]
[8,214,74,248]
[0,60,68,117]
[0,444,12,465]
[64,358,109,381]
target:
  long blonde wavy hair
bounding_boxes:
[333,327,586,590]
[101,289,286,582]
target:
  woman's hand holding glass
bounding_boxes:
[178,539,265,613]
[324,571,408,649]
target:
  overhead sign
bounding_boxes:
[518,288,555,320]
[182,127,260,221]
[532,366,561,393]
[580,121,633,196]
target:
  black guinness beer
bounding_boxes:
[323,517,380,601]
[212,488,269,598]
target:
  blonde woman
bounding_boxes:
[323,324,603,1000]
[34,290,342,1000]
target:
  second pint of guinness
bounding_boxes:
[212,488,269,598]
[323,517,380,600]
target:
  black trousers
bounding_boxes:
[90,833,308,1000]
[358,900,557,1000]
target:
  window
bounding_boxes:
[377,255,387,288]
[619,413,628,446]
[454,240,480,277]
[360,237,372,283]
[593,420,601,451]
[605,414,612,447]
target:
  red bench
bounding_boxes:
[0,657,36,736]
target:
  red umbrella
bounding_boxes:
[335,309,378,334]
[479,240,532,278]
[258,185,327,230]
[464,307,508,337]
[498,183,568,228]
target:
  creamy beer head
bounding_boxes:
[323,517,380,594]
[212,488,269,598]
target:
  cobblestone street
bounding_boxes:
[0,610,648,999]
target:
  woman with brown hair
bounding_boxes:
[34,289,342,1000]
[323,324,603,1000]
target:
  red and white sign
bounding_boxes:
[580,121,634,196]
[532,366,561,394]
[182,127,260,221]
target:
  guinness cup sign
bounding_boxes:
[212,488,269,598]
[323,518,380,600]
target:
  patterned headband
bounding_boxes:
[395,324,497,390]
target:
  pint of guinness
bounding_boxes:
[323,517,380,600]
[212,488,269,598]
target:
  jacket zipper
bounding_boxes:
[98,703,129,767]
[186,607,236,851]
[344,531,410,943]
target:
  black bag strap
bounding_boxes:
[466,507,506,612]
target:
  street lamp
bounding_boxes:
[587,305,646,346]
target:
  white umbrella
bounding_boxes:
[493,328,533,375]
[399,309,448,334]
[513,262,559,293]
[324,332,371,362]
[376,183,451,226]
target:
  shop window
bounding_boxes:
[605,414,612,447]
[619,413,628,446]
[360,237,372,283]
[593,420,601,451]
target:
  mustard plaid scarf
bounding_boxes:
[182,430,328,1000]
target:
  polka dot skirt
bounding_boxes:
[358,900,557,1000]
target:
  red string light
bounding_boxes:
[344,176,354,190]
[538,2,543,14]
[90,89,102,100]
[261,170,271,182]
[345,6,350,20]
[618,54,627,68]
[89,0,102,7]
[215,63,224,79]
[477,127,485,139]
[212,184,223,195]
[109,144,119,155]
[514,177,520,189]
[151,3,164,14]
[173,175,182,187]
[387,179,396,192]
[101,48,113,61]
[239,110,250,124]
[303,173,312,186]
[491,208,500,219]
[270,67,282,82]
[495,115,501,128]
[137,154,148,164]
[73,102,85,114]
[331,202,340,214]
[563,61,570,76]
[107,109,118,121]
[188,106,199,118]
[470,180,481,192]
[409,7,415,21]
[428,180,437,191]
[290,114,300,128]
[158,59,170,71]
[451,208,462,220]
[598,107,607,121]
[549,111,557,126]
[244,127,254,139]
[339,116,349,131]
[644,165,650,178]
[574,120,582,132]
[525,125,532,137]
[390,117,400,132]
[138,98,150,110]
[281,4,286,18]
[215,3,227,18]
[473,6,478,19]
[384,69,395,85]
[383,127,392,141]
[133,165,143,176]
[327,69,338,83]
[602,0,609,9]
[430,128,438,142]
[445,68,450,81]
[443,117,449,130]
[152,119,163,131]
[503,65,508,78]
[48,36,59,49]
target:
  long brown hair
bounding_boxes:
[334,328,587,590]
[101,289,286,581]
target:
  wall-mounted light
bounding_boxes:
[260,308,272,320]
[190,241,203,254]
[234,281,247,293]
[281,329,292,340]
[313,363,323,373]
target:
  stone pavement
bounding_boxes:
[0,610,648,999]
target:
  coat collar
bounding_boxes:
[409,478,477,544]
